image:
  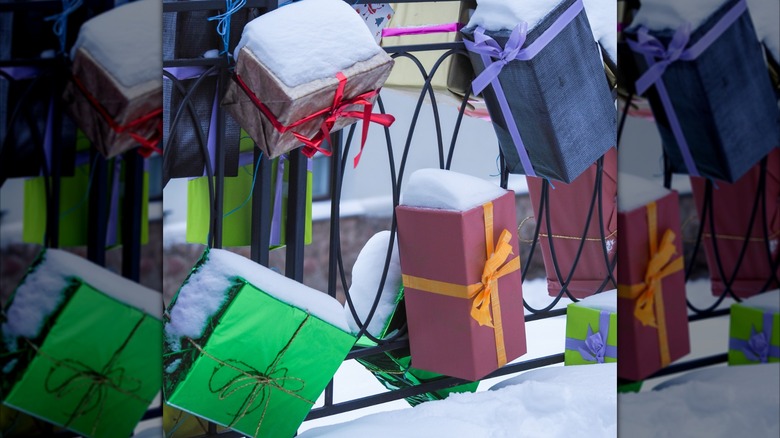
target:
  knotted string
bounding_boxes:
[44,0,83,55]
[208,0,247,58]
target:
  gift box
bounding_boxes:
[564,290,617,365]
[379,1,486,114]
[163,248,355,438]
[617,174,690,381]
[345,231,479,404]
[526,147,618,298]
[689,149,780,298]
[395,169,527,381]
[625,0,778,183]
[1,249,162,438]
[186,133,313,248]
[22,133,150,247]
[461,0,616,183]
[728,290,780,365]
[63,0,162,159]
[223,0,395,162]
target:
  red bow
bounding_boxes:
[71,74,163,158]
[233,71,395,167]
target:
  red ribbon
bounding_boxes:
[233,71,395,167]
[70,74,163,158]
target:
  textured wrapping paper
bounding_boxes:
[163,257,355,438]
[22,146,150,247]
[564,304,617,366]
[222,47,394,160]
[728,301,780,365]
[462,0,615,183]
[617,191,690,381]
[186,149,313,248]
[63,48,162,159]
[526,148,618,298]
[396,191,527,381]
[353,288,479,406]
[690,149,780,298]
[2,282,161,438]
[625,0,778,183]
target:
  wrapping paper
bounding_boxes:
[564,304,617,366]
[728,299,780,365]
[396,191,526,381]
[462,0,615,183]
[690,149,780,298]
[617,190,690,381]
[526,148,618,298]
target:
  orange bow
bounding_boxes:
[618,201,684,367]
[402,201,521,367]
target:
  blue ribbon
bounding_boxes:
[565,310,616,363]
[626,0,748,178]
[44,0,83,55]
[730,311,780,363]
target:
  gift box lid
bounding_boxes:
[400,168,508,212]
[3,249,161,351]
[617,172,672,213]
[234,0,388,88]
[71,0,161,90]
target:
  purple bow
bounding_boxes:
[566,310,616,363]
[464,23,528,96]
[730,312,779,363]
[626,0,748,178]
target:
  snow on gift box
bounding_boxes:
[625,0,779,183]
[461,0,616,184]
[344,231,479,406]
[222,0,395,164]
[395,169,527,382]
[564,289,617,365]
[689,149,780,299]
[185,135,313,248]
[525,147,618,299]
[162,248,355,438]
[62,0,162,159]
[616,173,690,381]
[0,249,162,438]
[728,289,780,365]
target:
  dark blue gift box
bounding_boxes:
[625,0,779,183]
[462,0,616,184]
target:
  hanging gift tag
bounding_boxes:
[354,3,394,44]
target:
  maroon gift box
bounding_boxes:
[526,148,618,298]
[396,191,527,381]
[690,149,780,298]
[617,190,690,381]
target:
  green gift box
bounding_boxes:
[353,287,479,406]
[23,132,149,247]
[564,291,617,365]
[728,290,780,365]
[163,248,355,438]
[186,131,313,248]
[0,249,162,438]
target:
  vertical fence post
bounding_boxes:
[122,150,144,281]
[285,149,308,281]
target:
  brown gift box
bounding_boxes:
[689,149,780,298]
[63,47,162,158]
[617,189,690,381]
[526,147,618,299]
[222,47,394,159]
[396,191,527,381]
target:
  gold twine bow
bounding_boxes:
[617,201,684,367]
[187,314,314,438]
[401,201,521,367]
[30,314,148,436]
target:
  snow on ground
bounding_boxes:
[619,363,780,437]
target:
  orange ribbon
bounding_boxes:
[401,201,521,367]
[617,201,684,367]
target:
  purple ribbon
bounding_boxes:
[730,312,779,363]
[463,0,583,178]
[105,158,122,246]
[382,22,464,38]
[41,96,55,176]
[565,310,616,363]
[0,66,42,81]
[162,66,213,81]
[626,0,747,178]
[269,155,287,247]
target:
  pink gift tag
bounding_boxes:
[354,3,394,43]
